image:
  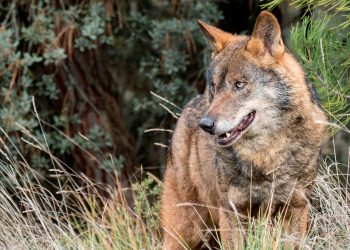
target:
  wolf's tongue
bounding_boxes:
[237,118,247,130]
[237,112,253,131]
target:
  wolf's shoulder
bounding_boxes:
[168,95,206,167]
[178,95,207,130]
[183,95,206,114]
[170,95,206,149]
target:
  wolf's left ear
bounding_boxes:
[246,11,284,59]
[197,20,234,54]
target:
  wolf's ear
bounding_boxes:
[246,11,284,59]
[197,20,233,54]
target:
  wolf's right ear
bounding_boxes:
[246,11,284,60]
[197,20,233,54]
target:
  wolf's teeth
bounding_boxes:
[226,132,231,137]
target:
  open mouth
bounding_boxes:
[217,110,256,147]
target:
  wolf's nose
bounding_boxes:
[199,116,215,134]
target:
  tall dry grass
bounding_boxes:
[0,117,162,249]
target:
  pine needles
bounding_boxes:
[291,15,350,134]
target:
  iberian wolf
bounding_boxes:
[161,11,326,249]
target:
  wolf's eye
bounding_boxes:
[208,82,215,101]
[235,81,245,89]
[209,82,215,91]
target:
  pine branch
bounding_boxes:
[262,0,350,28]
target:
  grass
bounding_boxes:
[0,154,162,249]
[0,121,162,249]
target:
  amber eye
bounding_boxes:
[209,82,215,89]
[235,81,245,89]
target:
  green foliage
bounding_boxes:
[262,0,350,28]
[290,16,350,132]
[132,176,161,231]
[75,3,113,51]
[0,2,115,182]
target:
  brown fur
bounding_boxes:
[161,11,327,249]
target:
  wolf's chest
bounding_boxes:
[218,157,300,212]
[224,170,297,217]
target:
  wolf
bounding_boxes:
[161,11,327,249]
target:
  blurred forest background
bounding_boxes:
[0,0,349,192]
[0,0,349,249]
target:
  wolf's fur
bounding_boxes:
[161,11,326,249]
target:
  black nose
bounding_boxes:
[199,116,215,133]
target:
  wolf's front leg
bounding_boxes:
[161,169,211,249]
[162,204,210,250]
[219,208,245,250]
[287,205,308,238]
[281,204,308,249]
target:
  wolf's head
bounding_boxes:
[197,11,316,148]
